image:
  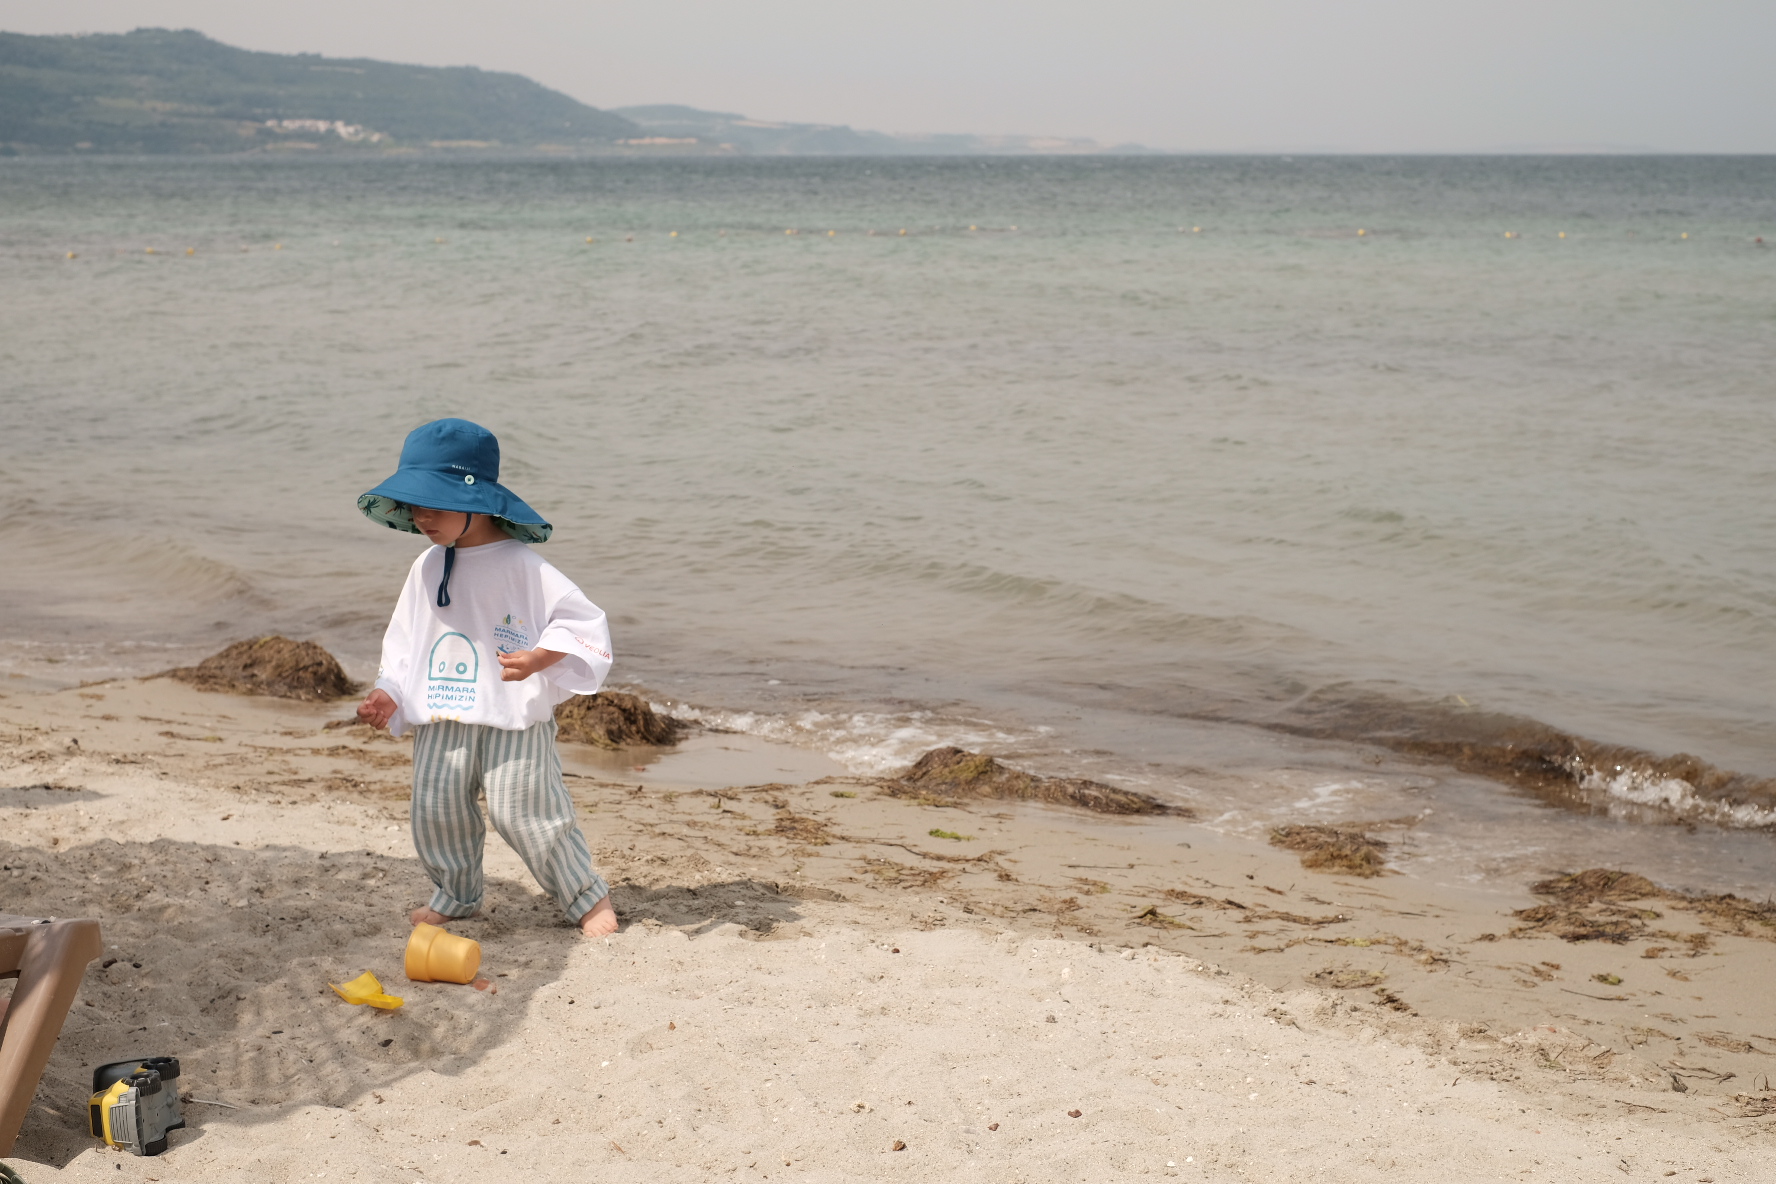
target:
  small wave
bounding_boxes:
[1230,686,1776,830]
[1565,758,1776,829]
[642,696,1036,777]
[0,502,264,608]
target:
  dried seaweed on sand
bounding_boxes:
[1162,889,1248,911]
[1307,967,1386,990]
[1268,825,1390,877]
[885,747,1181,815]
[1528,869,1660,904]
[159,636,358,701]
[1508,903,1654,944]
[1671,892,1776,940]
[1509,867,1776,945]
[745,811,839,846]
[555,691,682,748]
[1508,888,1661,943]
[859,858,954,889]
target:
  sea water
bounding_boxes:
[2,154,1772,894]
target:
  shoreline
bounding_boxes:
[7,629,1776,906]
[3,679,1773,1179]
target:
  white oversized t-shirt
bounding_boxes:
[372,540,613,736]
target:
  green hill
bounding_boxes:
[0,27,637,154]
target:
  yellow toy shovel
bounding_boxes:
[329,971,404,1010]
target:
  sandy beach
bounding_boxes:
[3,676,1774,1181]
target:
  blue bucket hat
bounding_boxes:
[358,418,552,606]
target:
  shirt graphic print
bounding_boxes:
[426,631,481,716]
[372,539,613,736]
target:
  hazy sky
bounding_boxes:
[5,1,1773,151]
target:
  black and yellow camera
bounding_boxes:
[88,1057,185,1156]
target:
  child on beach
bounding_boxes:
[352,418,618,938]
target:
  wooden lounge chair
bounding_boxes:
[0,912,103,1157]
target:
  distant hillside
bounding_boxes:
[0,28,637,154]
[612,105,1149,156]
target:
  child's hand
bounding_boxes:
[356,689,398,731]
[497,647,567,682]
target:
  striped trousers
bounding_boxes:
[409,718,609,923]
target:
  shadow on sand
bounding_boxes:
[2,836,832,1167]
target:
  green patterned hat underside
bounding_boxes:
[358,494,551,545]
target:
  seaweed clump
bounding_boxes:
[1528,869,1660,904]
[888,747,1181,816]
[745,811,840,846]
[1508,903,1653,944]
[160,636,358,701]
[1269,824,1391,878]
[1510,868,1664,943]
[1504,866,1776,946]
[1670,892,1776,940]
[554,691,682,749]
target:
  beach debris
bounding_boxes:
[1307,967,1385,990]
[860,858,954,889]
[1068,1109,1083,1118]
[1163,889,1248,911]
[746,811,840,845]
[830,790,857,798]
[1505,869,1769,947]
[329,971,403,1009]
[1046,1014,1057,1023]
[160,636,358,700]
[1671,891,1776,941]
[1132,905,1188,929]
[1250,908,1347,927]
[1509,902,1650,944]
[891,1140,907,1151]
[1268,825,1390,877]
[1593,973,1623,985]
[1039,894,1084,917]
[555,691,682,748]
[886,747,1181,815]
[928,828,974,841]
[1372,987,1413,1013]
[1531,869,1658,903]
[1696,1032,1756,1054]
[988,1122,998,1130]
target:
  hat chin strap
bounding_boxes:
[436,512,472,608]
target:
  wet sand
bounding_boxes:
[2,678,1773,1181]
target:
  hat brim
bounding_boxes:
[358,469,551,544]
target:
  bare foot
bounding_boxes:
[409,906,477,926]
[577,897,618,937]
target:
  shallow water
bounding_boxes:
[2,154,1773,893]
